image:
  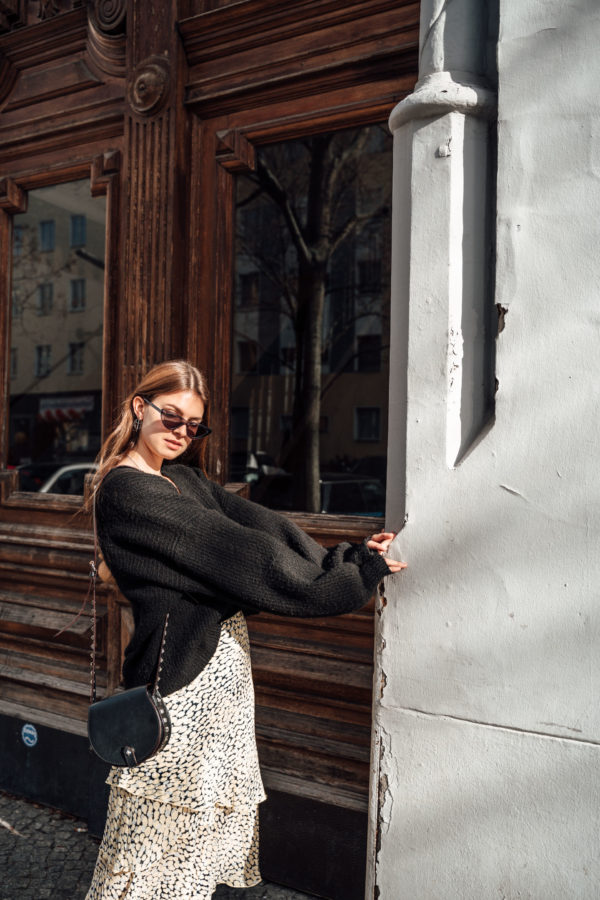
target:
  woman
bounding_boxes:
[86,359,405,900]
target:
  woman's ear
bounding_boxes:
[132,395,144,420]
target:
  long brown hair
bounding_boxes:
[88,359,209,506]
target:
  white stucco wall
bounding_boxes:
[374,1,600,896]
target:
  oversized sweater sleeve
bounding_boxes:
[201,472,328,565]
[97,471,390,618]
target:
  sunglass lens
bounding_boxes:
[161,412,185,432]
[161,412,209,439]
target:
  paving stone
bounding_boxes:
[0,790,316,900]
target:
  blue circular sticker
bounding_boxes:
[21,723,38,748]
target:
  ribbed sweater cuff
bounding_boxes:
[352,540,392,589]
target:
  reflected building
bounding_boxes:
[9,180,106,472]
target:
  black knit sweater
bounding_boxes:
[96,464,390,696]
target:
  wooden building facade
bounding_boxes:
[0,2,419,897]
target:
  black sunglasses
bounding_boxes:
[142,397,212,440]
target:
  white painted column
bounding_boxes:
[368,1,496,896]
[369,0,600,896]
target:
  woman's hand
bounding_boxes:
[367,532,407,573]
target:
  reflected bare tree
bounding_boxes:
[236,126,391,511]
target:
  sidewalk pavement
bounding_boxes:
[0,791,314,900]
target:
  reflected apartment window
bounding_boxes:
[12,290,23,319]
[39,220,55,252]
[13,225,24,257]
[69,278,86,311]
[70,214,86,248]
[239,272,260,308]
[67,342,85,375]
[35,345,52,378]
[231,407,250,440]
[238,340,259,374]
[356,334,381,372]
[37,282,53,316]
[355,407,380,442]
[358,258,382,293]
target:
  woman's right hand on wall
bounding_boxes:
[367,532,407,574]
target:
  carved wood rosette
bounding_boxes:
[127,55,171,118]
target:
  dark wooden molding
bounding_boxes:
[0,176,26,211]
[215,128,256,172]
[90,147,120,195]
[0,1,85,32]
[0,470,17,503]
[3,58,100,113]
[0,112,125,170]
[181,0,419,114]
[0,6,86,63]
[89,149,122,449]
[0,52,16,108]
[179,0,416,64]
[0,0,26,33]
[0,4,125,169]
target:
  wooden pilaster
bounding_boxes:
[118,0,189,395]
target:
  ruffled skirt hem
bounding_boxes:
[85,787,262,900]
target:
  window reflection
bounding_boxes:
[7,180,106,494]
[232,125,392,515]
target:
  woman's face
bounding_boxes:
[132,390,206,463]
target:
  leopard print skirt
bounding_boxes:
[86,611,266,900]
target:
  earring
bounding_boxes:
[133,417,142,433]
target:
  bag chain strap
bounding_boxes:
[90,493,169,705]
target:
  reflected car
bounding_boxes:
[319,473,385,516]
[11,461,62,492]
[39,462,98,495]
[230,451,287,483]
[249,471,385,516]
[352,455,387,486]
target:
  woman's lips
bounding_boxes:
[164,438,183,450]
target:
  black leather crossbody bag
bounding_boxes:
[86,496,171,768]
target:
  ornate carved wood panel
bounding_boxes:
[0,3,419,897]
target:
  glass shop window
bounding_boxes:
[231,124,392,515]
[7,180,106,492]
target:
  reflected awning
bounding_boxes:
[38,395,94,423]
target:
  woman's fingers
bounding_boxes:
[384,559,407,573]
[370,531,396,544]
[367,532,406,570]
[367,539,387,552]
[367,532,397,554]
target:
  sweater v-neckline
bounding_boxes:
[113,464,181,494]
